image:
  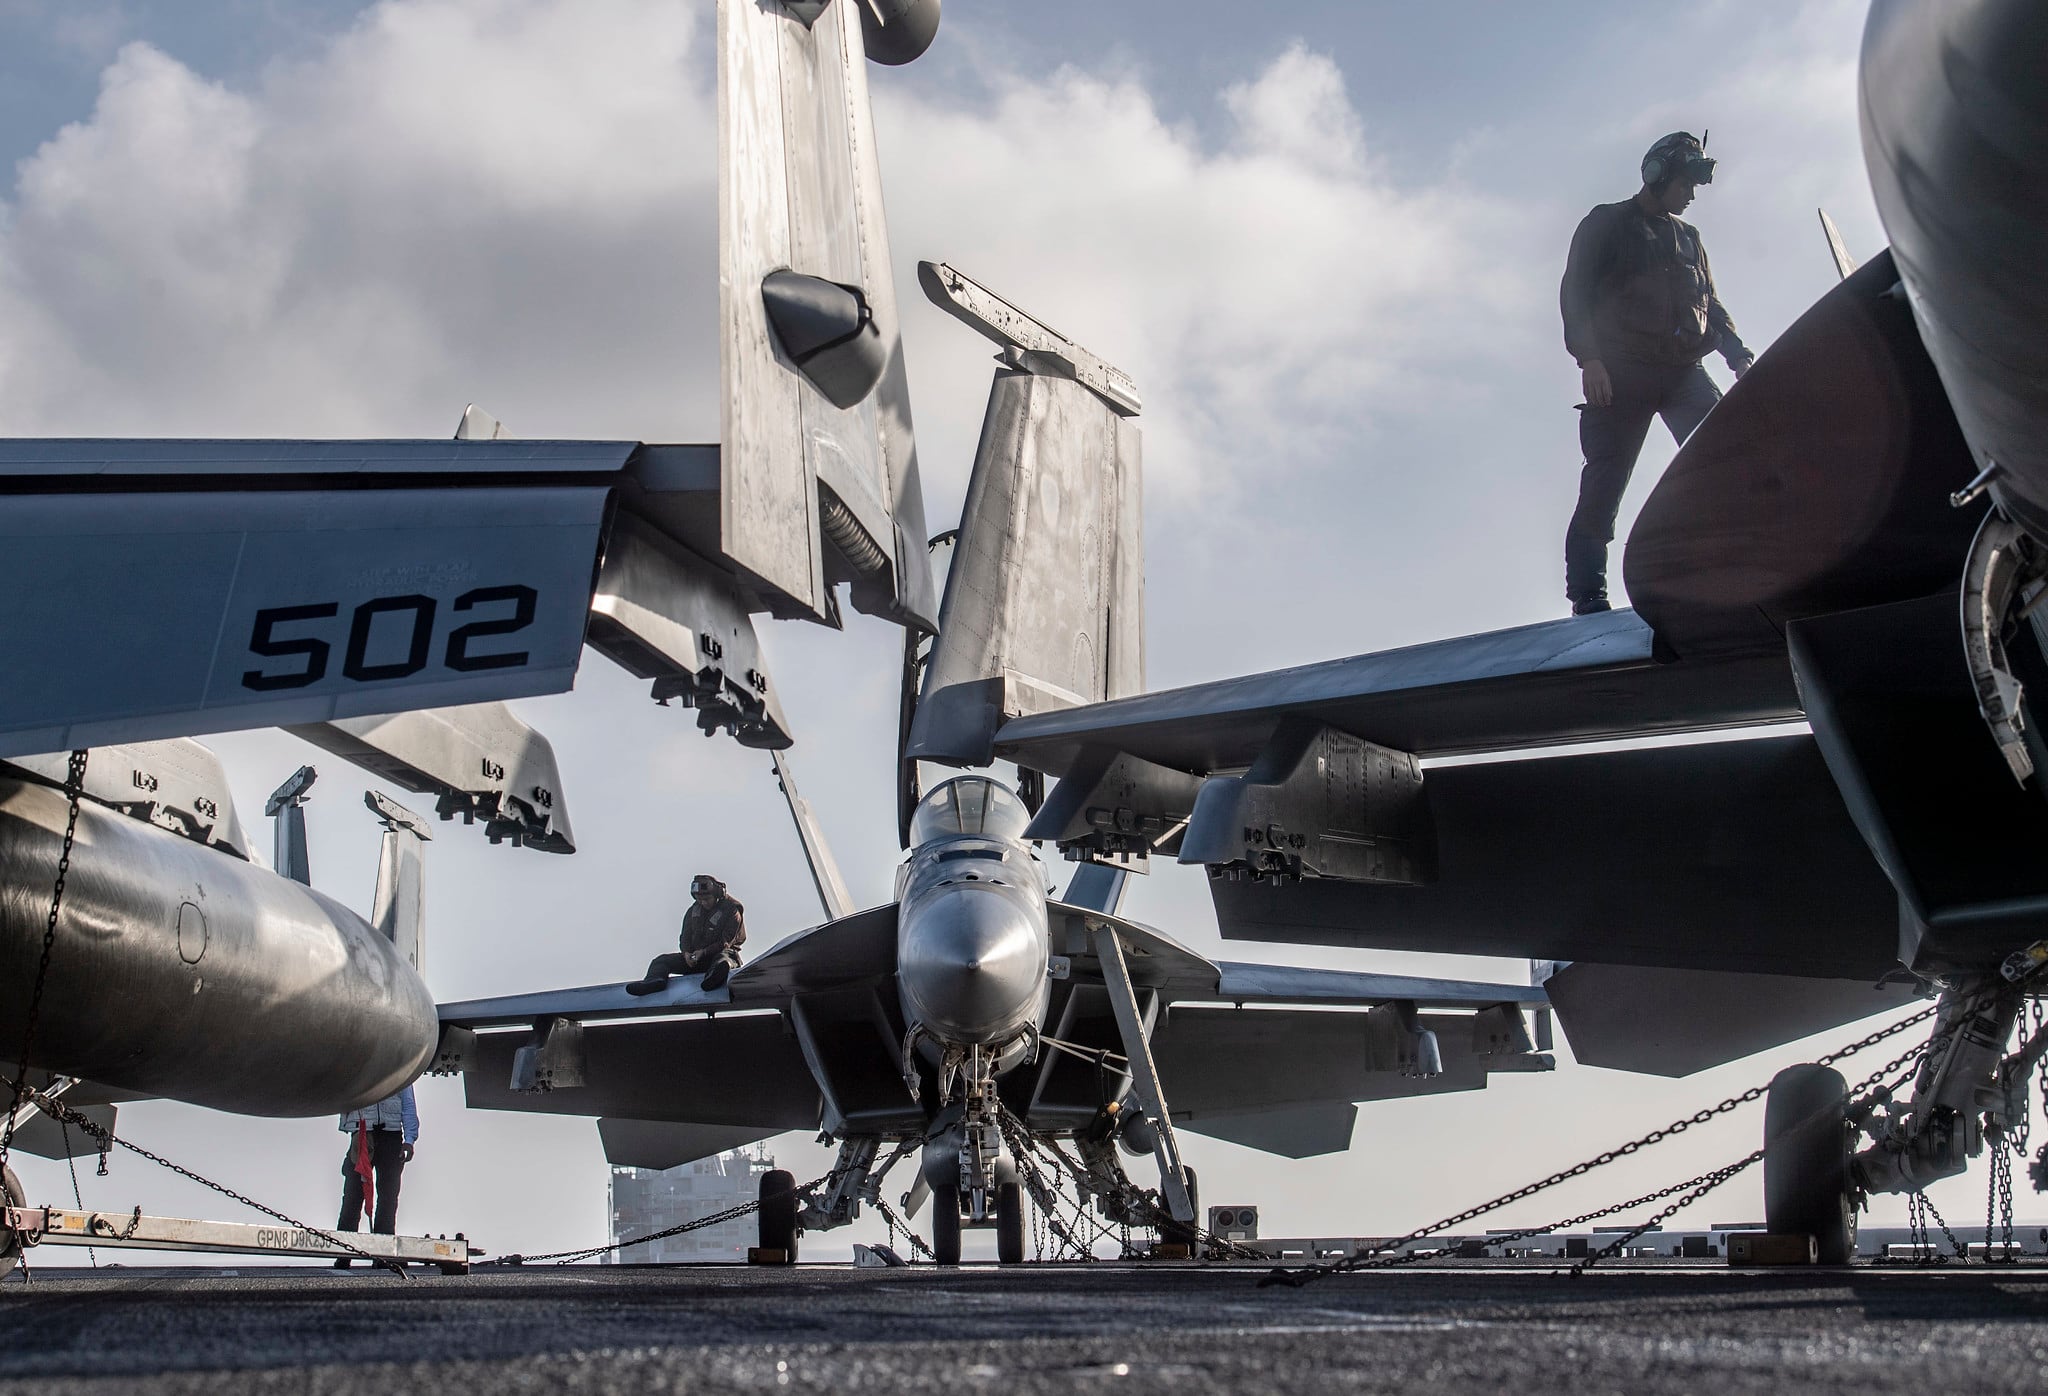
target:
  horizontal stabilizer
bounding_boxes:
[1177,1102,1357,1160]
[1546,963,1928,1078]
[464,1017,820,1129]
[596,1118,779,1171]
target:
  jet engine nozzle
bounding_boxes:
[898,882,1045,1046]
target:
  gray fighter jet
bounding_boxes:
[0,0,941,1150]
[438,272,1552,1264]
[975,0,2048,1265]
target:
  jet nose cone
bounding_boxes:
[899,884,1044,1044]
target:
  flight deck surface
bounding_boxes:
[3,1261,2046,1394]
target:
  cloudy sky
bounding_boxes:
[2,0,1974,1266]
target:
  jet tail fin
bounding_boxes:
[1818,208,1858,281]
[903,262,1144,771]
[366,791,432,974]
[771,750,855,922]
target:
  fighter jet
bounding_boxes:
[0,0,939,1143]
[970,0,2048,1264]
[437,270,1553,1263]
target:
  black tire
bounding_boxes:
[0,1165,20,1282]
[1160,1165,1200,1249]
[758,1168,799,1264]
[1765,1064,1857,1265]
[996,1181,1026,1264]
[931,1185,962,1265]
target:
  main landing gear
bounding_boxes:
[1765,966,2048,1262]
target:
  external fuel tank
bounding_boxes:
[0,776,437,1116]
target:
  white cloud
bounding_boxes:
[0,0,715,440]
[876,44,1524,513]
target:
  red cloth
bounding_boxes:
[352,1121,376,1217]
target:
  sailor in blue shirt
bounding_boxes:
[334,1084,419,1262]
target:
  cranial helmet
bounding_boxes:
[1642,131,1715,188]
[690,874,723,897]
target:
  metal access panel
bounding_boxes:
[717,0,934,628]
[0,486,607,756]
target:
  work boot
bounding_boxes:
[700,960,732,992]
[1570,595,1612,616]
[625,977,669,997]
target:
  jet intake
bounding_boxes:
[1179,719,1434,885]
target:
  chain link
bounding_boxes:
[58,1117,95,1269]
[1922,1190,1967,1261]
[1263,1001,1941,1287]
[873,1195,935,1262]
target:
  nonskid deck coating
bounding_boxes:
[4,1261,2048,1393]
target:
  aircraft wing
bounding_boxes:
[1152,1004,1552,1159]
[995,607,1799,779]
[1026,908,1552,1156]
[437,904,898,1027]
[441,904,904,1153]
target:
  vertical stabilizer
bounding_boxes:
[771,749,856,921]
[905,263,1144,769]
[716,0,936,630]
[366,791,432,974]
[265,765,317,884]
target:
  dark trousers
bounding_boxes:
[1564,358,1722,603]
[642,947,740,981]
[338,1128,407,1236]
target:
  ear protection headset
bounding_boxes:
[1642,131,1715,188]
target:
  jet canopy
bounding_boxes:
[909,776,1032,847]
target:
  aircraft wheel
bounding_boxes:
[996,1181,1026,1264]
[931,1185,962,1265]
[758,1168,800,1264]
[1765,1064,1857,1265]
[0,1165,22,1281]
[1160,1165,1200,1251]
